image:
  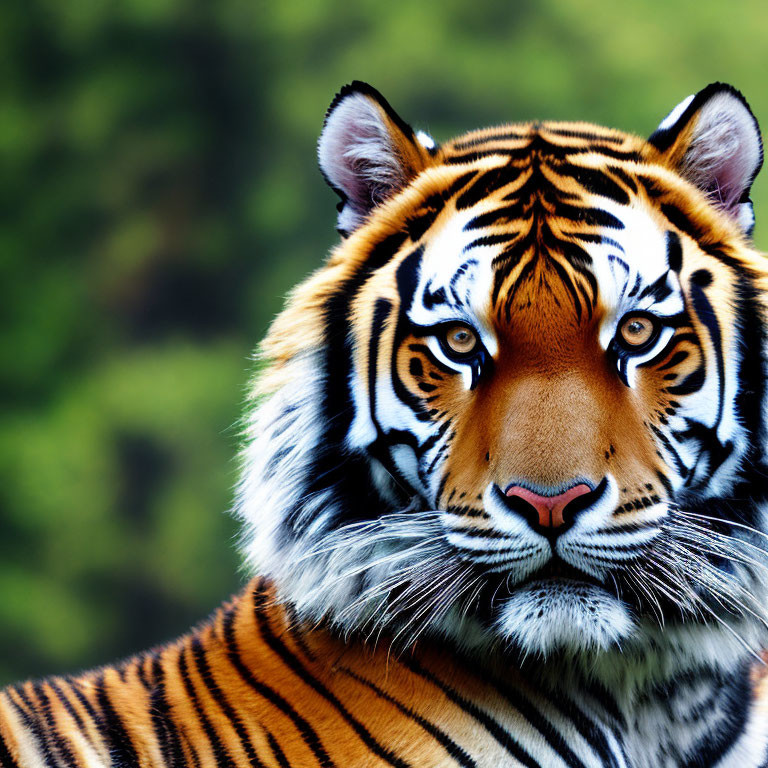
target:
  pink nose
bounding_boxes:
[505,484,592,529]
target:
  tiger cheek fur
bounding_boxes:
[4,81,768,768]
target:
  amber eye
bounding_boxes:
[442,324,479,357]
[618,314,657,349]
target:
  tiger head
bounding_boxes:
[238,82,768,669]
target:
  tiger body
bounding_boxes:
[3,579,767,767]
[5,83,768,766]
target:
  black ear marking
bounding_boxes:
[317,81,436,237]
[649,83,763,236]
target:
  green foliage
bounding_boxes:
[1,0,767,683]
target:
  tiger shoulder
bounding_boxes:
[4,81,768,767]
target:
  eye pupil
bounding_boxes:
[444,324,478,355]
[619,314,656,348]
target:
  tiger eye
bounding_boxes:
[444,324,479,355]
[619,315,655,347]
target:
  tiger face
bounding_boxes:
[239,82,768,663]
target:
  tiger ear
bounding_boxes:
[318,81,436,237]
[648,83,764,236]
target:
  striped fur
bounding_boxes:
[5,82,768,766]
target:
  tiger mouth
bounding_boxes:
[473,558,609,619]
[515,558,606,590]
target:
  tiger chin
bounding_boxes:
[6,83,768,767]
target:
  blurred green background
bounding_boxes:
[2,0,768,684]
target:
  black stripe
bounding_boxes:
[649,424,690,477]
[365,298,423,499]
[252,589,412,768]
[545,128,625,144]
[456,167,524,210]
[0,725,21,768]
[658,350,689,371]
[93,673,141,766]
[135,659,151,689]
[665,365,706,396]
[66,681,102,739]
[689,277,725,429]
[7,688,61,768]
[658,204,744,268]
[548,202,625,230]
[481,681,591,768]
[178,644,236,768]
[666,231,683,273]
[555,164,630,205]
[265,728,292,768]
[340,666,477,768]
[485,673,625,768]
[562,231,625,252]
[442,171,479,200]
[148,657,187,768]
[221,606,336,768]
[401,657,542,768]
[567,145,641,162]
[32,683,78,768]
[732,273,768,497]
[45,680,95,752]
[180,723,203,768]
[637,272,673,302]
[452,132,527,151]
[464,201,526,231]
[190,637,267,767]
[464,233,519,251]
[283,604,318,662]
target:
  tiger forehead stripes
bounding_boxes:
[353,122,741,516]
[5,82,768,768]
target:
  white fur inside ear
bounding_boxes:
[681,91,762,213]
[318,93,406,232]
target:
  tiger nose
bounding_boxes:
[505,483,593,530]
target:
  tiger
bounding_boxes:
[3,80,768,768]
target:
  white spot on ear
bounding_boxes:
[416,130,436,150]
[738,201,755,234]
[656,94,695,132]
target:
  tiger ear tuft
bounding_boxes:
[318,82,434,237]
[649,83,763,236]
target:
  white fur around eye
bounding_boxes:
[425,336,474,389]
[621,326,675,388]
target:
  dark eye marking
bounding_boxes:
[658,350,689,371]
